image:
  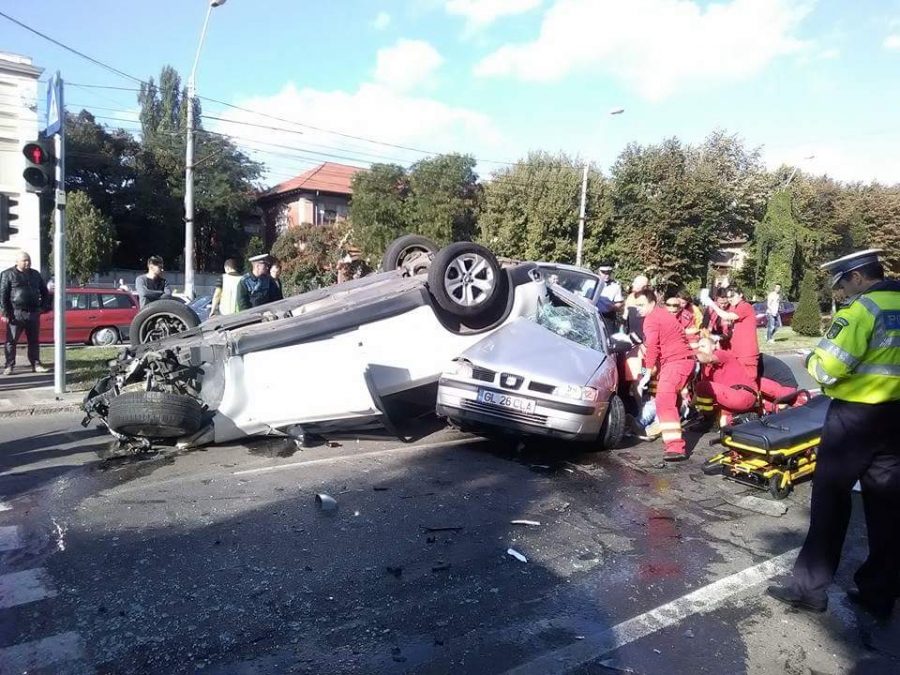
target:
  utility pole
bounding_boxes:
[184,0,227,299]
[576,163,589,268]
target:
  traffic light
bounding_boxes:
[22,139,55,195]
[0,194,18,243]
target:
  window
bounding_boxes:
[68,293,100,310]
[533,299,602,351]
[101,293,134,309]
[322,209,337,226]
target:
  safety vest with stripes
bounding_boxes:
[806,279,900,403]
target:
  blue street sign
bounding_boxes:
[46,71,63,136]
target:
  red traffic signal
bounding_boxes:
[22,139,55,195]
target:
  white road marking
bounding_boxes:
[502,547,801,675]
[233,436,487,476]
[0,502,11,512]
[0,526,21,552]
[0,632,85,673]
[0,568,57,609]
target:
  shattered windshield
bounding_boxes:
[549,270,599,300]
[533,300,602,351]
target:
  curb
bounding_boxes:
[0,402,83,419]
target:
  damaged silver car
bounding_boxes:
[81,237,554,450]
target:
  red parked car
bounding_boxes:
[39,287,139,346]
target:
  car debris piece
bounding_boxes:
[315,493,338,512]
[432,562,451,572]
[510,520,541,526]
[386,566,403,578]
[507,548,527,563]
[424,526,463,533]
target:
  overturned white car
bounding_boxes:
[82,238,554,449]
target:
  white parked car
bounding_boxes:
[82,238,551,449]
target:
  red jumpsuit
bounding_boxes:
[724,300,760,381]
[642,306,695,458]
[695,349,757,426]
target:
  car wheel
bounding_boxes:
[599,394,626,450]
[427,242,504,319]
[107,391,203,438]
[130,299,201,346]
[381,235,439,275]
[90,326,120,346]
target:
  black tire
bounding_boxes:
[381,235,439,275]
[768,474,792,500]
[107,391,203,438]
[90,326,120,346]
[427,242,504,319]
[599,394,626,450]
[702,458,725,476]
[130,299,200,346]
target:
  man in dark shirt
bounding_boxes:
[237,254,283,311]
[1,251,51,375]
[135,256,171,309]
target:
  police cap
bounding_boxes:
[598,265,613,273]
[820,248,882,288]
[249,253,271,264]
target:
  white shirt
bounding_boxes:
[766,291,781,315]
[600,281,623,303]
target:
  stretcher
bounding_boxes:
[701,395,830,499]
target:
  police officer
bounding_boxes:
[767,249,900,618]
[236,253,283,311]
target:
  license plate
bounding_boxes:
[477,389,536,414]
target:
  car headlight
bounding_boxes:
[552,385,599,401]
[445,359,474,379]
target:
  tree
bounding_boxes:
[754,190,798,295]
[270,221,356,295]
[792,269,822,337]
[52,191,116,284]
[407,153,480,245]
[478,152,610,266]
[348,163,410,262]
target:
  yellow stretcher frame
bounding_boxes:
[703,433,819,500]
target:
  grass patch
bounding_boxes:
[37,346,121,391]
[758,327,821,354]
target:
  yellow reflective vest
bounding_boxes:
[806,280,900,403]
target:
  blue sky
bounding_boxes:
[3,0,899,186]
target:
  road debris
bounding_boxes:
[598,659,636,673]
[386,566,403,578]
[511,520,541,526]
[424,526,463,533]
[507,548,527,563]
[315,493,338,512]
[432,561,452,572]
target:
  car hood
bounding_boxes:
[458,317,607,387]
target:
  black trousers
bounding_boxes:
[3,314,41,368]
[793,398,900,602]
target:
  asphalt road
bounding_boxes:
[0,410,897,675]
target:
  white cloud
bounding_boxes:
[764,138,900,185]
[374,39,445,92]
[474,0,813,100]
[372,12,391,30]
[884,34,900,50]
[445,0,542,29]
[211,83,502,185]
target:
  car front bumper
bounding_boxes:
[436,377,607,441]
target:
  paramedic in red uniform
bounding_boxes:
[634,289,696,462]
[702,285,759,381]
[694,336,757,426]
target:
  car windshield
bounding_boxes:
[551,270,599,300]
[533,298,601,351]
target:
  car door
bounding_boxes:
[66,292,100,343]
[99,292,138,339]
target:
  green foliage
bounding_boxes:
[270,222,360,296]
[792,269,822,337]
[478,151,609,266]
[64,65,261,274]
[755,190,797,294]
[245,236,265,263]
[52,191,116,284]
[348,163,409,261]
[348,154,480,264]
[407,153,480,245]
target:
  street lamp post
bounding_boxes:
[575,108,625,268]
[184,0,227,298]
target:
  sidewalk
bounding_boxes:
[0,370,85,418]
